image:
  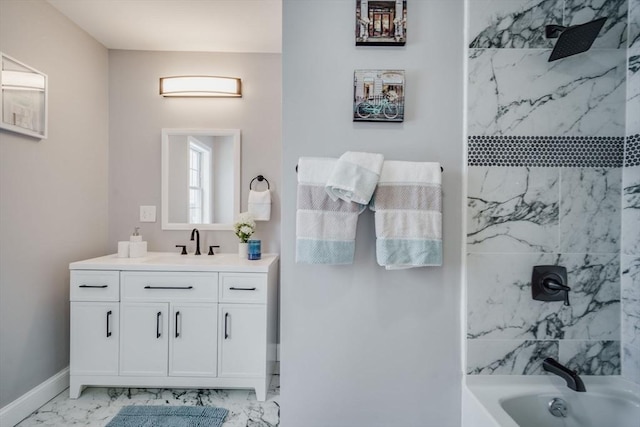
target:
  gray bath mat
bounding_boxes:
[106,405,228,427]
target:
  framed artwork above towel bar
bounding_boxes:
[353,70,405,122]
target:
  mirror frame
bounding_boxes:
[161,128,241,230]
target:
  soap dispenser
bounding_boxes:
[130,227,142,242]
[129,227,147,258]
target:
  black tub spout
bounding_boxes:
[543,357,586,392]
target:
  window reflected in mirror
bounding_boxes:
[162,129,240,230]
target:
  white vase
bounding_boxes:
[238,242,248,258]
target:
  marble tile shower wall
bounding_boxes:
[466,0,629,376]
[623,0,640,384]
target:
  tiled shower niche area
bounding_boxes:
[466,0,640,383]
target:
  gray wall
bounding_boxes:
[108,50,281,254]
[281,1,464,426]
[465,0,628,376]
[0,0,109,408]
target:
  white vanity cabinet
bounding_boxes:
[218,272,271,379]
[70,271,120,376]
[69,253,278,401]
[118,272,219,377]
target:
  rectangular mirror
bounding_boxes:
[161,128,240,230]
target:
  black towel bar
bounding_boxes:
[250,175,270,190]
[295,164,443,172]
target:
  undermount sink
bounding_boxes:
[146,252,242,265]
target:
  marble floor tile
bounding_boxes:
[16,372,280,427]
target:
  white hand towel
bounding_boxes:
[248,189,271,221]
[325,151,384,206]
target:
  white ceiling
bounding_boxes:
[46,0,282,53]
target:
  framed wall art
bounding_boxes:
[353,69,405,123]
[0,52,48,139]
[356,0,407,46]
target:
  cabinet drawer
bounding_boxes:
[121,272,218,302]
[219,273,267,303]
[70,270,120,301]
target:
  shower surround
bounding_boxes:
[466,0,639,382]
[623,0,640,384]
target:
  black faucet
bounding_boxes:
[190,228,201,255]
[543,357,586,392]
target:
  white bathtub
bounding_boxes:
[462,376,640,427]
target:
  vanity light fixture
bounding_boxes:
[159,75,242,97]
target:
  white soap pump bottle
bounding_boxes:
[130,227,142,242]
[128,227,147,258]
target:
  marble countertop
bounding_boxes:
[69,252,279,273]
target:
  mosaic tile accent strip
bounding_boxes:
[626,134,640,166]
[468,135,624,167]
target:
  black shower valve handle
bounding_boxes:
[531,265,571,306]
[543,278,570,292]
[543,278,571,306]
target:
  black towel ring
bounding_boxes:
[250,175,270,190]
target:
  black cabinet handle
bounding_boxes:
[106,310,112,337]
[144,286,194,290]
[156,311,162,338]
[175,311,180,338]
[224,312,229,339]
[229,287,257,291]
[79,285,108,288]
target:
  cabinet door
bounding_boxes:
[169,303,218,377]
[70,302,119,375]
[218,304,266,377]
[120,302,168,376]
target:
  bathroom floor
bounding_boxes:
[16,368,279,427]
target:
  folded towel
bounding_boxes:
[296,157,365,264]
[325,151,384,206]
[370,161,442,269]
[248,189,271,221]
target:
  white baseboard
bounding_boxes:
[0,367,69,427]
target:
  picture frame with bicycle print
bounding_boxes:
[353,69,404,123]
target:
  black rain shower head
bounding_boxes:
[545,17,607,62]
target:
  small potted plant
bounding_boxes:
[234,212,256,258]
